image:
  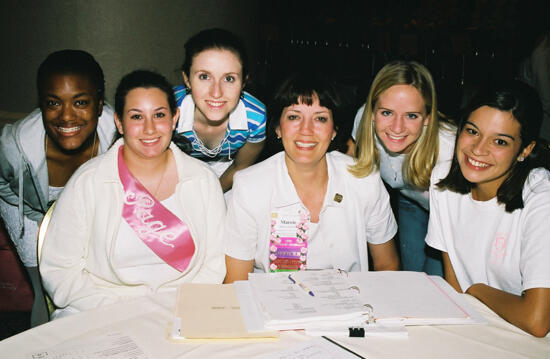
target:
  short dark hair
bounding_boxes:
[181,28,248,80]
[36,49,105,101]
[114,70,177,117]
[267,72,346,153]
[437,79,544,212]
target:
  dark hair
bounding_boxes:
[113,70,190,150]
[181,28,248,80]
[437,79,544,212]
[267,72,346,154]
[37,49,105,101]
[114,70,177,117]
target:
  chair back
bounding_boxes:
[37,202,56,265]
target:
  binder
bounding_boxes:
[244,269,485,332]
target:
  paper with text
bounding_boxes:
[248,270,367,330]
[25,331,147,359]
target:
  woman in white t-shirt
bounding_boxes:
[224,73,398,282]
[426,80,550,337]
[349,61,455,276]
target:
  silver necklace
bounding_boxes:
[192,129,229,158]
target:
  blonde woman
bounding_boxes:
[349,61,455,276]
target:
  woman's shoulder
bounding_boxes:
[327,151,355,169]
[437,121,457,163]
[1,109,43,144]
[234,152,282,183]
[327,151,383,186]
[170,144,220,181]
[523,168,550,203]
[173,85,187,106]
[431,160,453,185]
[241,91,266,112]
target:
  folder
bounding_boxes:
[169,283,279,341]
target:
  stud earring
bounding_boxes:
[518,156,525,162]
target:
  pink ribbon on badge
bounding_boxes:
[117,146,195,272]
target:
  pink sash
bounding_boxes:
[117,146,195,272]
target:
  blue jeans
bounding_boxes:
[397,194,443,276]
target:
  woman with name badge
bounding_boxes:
[224,73,399,282]
[173,28,266,192]
[426,80,550,337]
[40,70,226,318]
[349,61,456,276]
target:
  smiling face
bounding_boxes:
[276,96,336,171]
[115,87,178,161]
[457,105,534,199]
[183,48,243,125]
[373,84,429,154]
[40,73,103,152]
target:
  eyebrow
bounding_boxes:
[45,92,90,99]
[465,121,516,141]
[286,109,330,115]
[375,106,422,113]
[127,107,168,112]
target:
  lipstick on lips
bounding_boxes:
[295,140,316,150]
[140,137,161,145]
[206,100,225,110]
[465,155,491,169]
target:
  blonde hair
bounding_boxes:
[349,61,440,189]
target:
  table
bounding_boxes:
[1,290,548,358]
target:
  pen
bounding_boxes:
[288,274,315,296]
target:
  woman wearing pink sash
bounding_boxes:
[40,70,226,318]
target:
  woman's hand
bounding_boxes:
[224,255,254,283]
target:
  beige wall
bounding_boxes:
[0,0,259,123]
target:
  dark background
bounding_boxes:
[252,0,549,122]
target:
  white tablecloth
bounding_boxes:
[1,290,549,358]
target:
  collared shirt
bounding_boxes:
[224,151,397,272]
[173,86,266,165]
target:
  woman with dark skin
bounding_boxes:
[0,49,115,325]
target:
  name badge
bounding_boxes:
[269,209,309,272]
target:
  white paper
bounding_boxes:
[26,331,148,359]
[257,337,363,359]
[347,271,485,325]
[233,280,272,332]
[248,270,367,330]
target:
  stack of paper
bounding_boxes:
[247,270,369,330]
[244,269,485,332]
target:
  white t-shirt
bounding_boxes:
[351,105,456,209]
[426,162,550,295]
[224,151,397,272]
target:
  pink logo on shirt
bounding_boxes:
[490,233,508,264]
